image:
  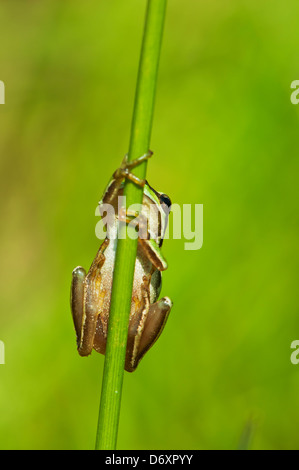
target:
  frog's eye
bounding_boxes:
[159,194,172,211]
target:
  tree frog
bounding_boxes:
[71,151,173,372]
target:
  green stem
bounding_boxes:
[95,0,167,450]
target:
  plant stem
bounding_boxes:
[95,0,167,450]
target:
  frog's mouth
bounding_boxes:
[145,180,172,210]
[144,180,172,247]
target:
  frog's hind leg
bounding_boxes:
[71,239,109,357]
[71,266,87,350]
[137,297,172,366]
[125,281,151,373]
[125,280,172,373]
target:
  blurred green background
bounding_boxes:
[0,0,299,450]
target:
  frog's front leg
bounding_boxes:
[119,210,168,272]
[101,151,153,206]
[139,238,168,271]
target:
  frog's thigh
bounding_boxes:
[77,240,109,356]
[71,266,100,357]
[71,266,86,348]
[132,297,172,372]
[79,278,104,356]
[125,287,150,373]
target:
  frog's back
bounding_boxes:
[93,235,161,355]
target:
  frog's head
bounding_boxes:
[143,181,172,246]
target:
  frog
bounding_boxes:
[71,151,173,372]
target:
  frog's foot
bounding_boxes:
[113,150,153,187]
[118,208,147,234]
